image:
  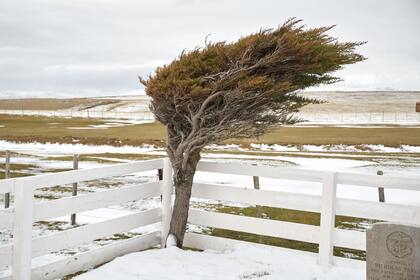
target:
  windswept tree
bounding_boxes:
[140,19,365,247]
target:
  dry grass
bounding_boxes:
[1,114,420,146]
[0,98,118,110]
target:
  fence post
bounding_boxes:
[319,172,337,268]
[158,168,163,181]
[161,158,173,247]
[158,168,163,201]
[70,154,79,225]
[253,176,263,243]
[252,176,262,218]
[4,150,11,208]
[12,180,33,280]
[377,170,385,203]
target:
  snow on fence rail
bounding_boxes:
[0,159,172,280]
[0,159,419,279]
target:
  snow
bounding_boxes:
[165,234,178,247]
[2,139,420,156]
[0,140,158,155]
[250,143,420,153]
[74,244,364,280]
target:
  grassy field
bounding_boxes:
[0,98,118,110]
[1,114,420,146]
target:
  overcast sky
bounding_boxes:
[0,0,419,98]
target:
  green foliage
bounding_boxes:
[143,19,365,105]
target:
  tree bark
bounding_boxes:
[168,151,201,248]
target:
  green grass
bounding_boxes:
[1,114,420,146]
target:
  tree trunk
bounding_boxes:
[168,151,201,248]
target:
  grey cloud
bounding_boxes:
[0,0,419,98]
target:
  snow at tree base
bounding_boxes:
[74,244,364,280]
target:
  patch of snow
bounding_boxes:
[250,143,420,153]
[165,234,177,247]
[250,143,299,152]
[0,140,157,155]
[74,244,364,280]
[400,145,420,153]
[67,121,153,130]
[206,144,242,150]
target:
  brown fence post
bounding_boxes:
[71,154,79,225]
[4,150,11,208]
[253,175,263,243]
[253,176,262,216]
[158,168,163,201]
[377,170,385,203]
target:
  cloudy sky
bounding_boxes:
[1,0,419,98]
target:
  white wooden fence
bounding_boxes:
[0,158,419,279]
[184,161,420,269]
[0,159,172,280]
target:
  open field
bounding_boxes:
[1,114,420,146]
[1,92,419,124]
[0,98,119,110]
[1,91,419,113]
[300,91,420,113]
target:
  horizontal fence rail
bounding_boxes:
[0,159,164,192]
[0,158,173,280]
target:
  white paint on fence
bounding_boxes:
[318,172,337,268]
[12,180,33,280]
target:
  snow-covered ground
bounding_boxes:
[0,140,419,278]
[2,140,420,155]
[0,97,154,121]
[74,244,364,280]
[1,91,419,124]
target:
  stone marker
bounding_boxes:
[367,223,420,280]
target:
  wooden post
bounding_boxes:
[319,172,337,268]
[12,180,33,280]
[158,168,163,181]
[252,176,262,218]
[70,154,79,225]
[158,168,163,201]
[161,159,173,247]
[377,170,385,203]
[4,150,11,208]
[253,176,263,243]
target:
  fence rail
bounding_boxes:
[187,161,420,267]
[0,158,419,279]
[0,158,172,280]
